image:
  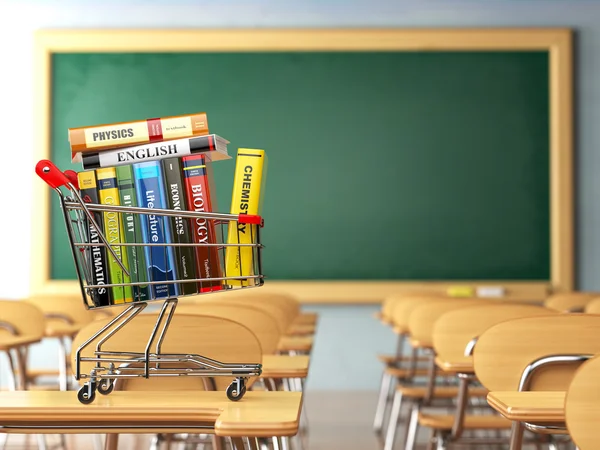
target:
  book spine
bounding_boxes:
[77,171,111,307]
[182,155,223,292]
[96,167,134,304]
[115,165,152,302]
[81,134,229,169]
[224,148,267,287]
[132,161,179,299]
[162,157,199,296]
[69,112,208,154]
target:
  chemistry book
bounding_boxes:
[224,148,267,287]
[77,170,111,307]
[80,134,230,169]
[96,167,134,304]
[69,112,209,161]
[115,165,152,302]
[182,154,223,292]
[132,161,179,299]
[162,157,199,296]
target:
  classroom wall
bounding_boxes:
[1,0,600,390]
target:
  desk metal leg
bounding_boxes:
[509,422,524,450]
[58,337,69,391]
[104,434,119,450]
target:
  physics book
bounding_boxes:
[69,112,209,161]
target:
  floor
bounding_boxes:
[1,390,574,449]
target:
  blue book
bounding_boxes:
[132,161,179,298]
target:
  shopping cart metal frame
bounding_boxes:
[36,160,265,404]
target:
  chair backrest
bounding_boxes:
[390,295,448,335]
[176,302,280,354]
[407,299,487,348]
[474,314,600,391]
[544,292,599,312]
[584,298,600,314]
[433,304,558,369]
[565,355,600,449]
[71,313,262,391]
[27,294,94,328]
[0,300,46,340]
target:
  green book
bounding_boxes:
[115,165,151,301]
[162,157,199,296]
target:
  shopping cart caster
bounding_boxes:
[97,379,114,395]
[226,378,247,401]
[77,382,97,404]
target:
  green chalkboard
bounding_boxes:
[50,51,550,281]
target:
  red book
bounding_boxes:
[182,154,223,292]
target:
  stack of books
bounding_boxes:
[69,112,267,306]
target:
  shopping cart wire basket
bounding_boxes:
[36,159,265,404]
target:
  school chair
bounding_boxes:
[384,298,491,450]
[71,312,265,450]
[474,314,600,450]
[543,291,599,313]
[0,300,49,450]
[565,354,600,449]
[248,292,316,336]
[27,294,95,390]
[374,295,446,437]
[408,303,559,450]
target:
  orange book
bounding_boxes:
[69,112,209,161]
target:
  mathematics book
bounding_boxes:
[69,112,209,161]
[96,167,134,304]
[132,161,178,299]
[80,134,230,169]
[115,165,152,302]
[162,157,199,296]
[224,148,267,287]
[77,170,111,307]
[182,154,223,292]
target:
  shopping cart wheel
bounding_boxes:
[97,379,114,395]
[226,378,247,401]
[77,382,96,404]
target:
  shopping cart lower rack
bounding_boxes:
[36,160,265,404]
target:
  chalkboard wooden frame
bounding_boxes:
[31,28,573,303]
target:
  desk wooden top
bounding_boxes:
[487,391,565,423]
[295,312,318,326]
[0,335,41,351]
[0,391,302,437]
[261,355,310,379]
[45,323,82,338]
[434,356,474,374]
[277,336,313,353]
[286,324,315,336]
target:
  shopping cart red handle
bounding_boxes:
[36,159,72,190]
[238,214,264,226]
[64,170,80,189]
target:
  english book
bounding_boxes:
[80,134,230,169]
[182,154,223,292]
[69,112,209,161]
[115,165,152,302]
[133,161,179,299]
[96,167,134,304]
[77,170,111,307]
[162,157,199,296]
[224,148,267,287]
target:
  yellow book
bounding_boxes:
[224,148,267,287]
[96,167,133,304]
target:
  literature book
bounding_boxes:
[69,112,209,161]
[182,155,223,292]
[81,134,230,169]
[96,167,134,304]
[162,157,199,296]
[77,170,111,307]
[115,165,152,302]
[132,161,178,299]
[224,148,267,287]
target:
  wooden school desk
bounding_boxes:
[261,355,310,379]
[0,390,302,438]
[487,391,566,424]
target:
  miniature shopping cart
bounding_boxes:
[35,160,264,404]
